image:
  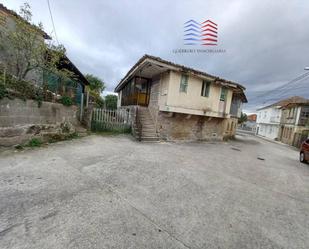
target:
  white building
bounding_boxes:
[256,96,308,140]
[256,105,281,140]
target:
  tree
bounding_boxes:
[0,3,71,82]
[85,74,105,94]
[105,94,117,110]
[84,74,106,108]
[238,112,248,124]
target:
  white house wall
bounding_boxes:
[256,106,281,140]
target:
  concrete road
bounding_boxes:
[0,134,308,249]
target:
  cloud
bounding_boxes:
[3,0,309,112]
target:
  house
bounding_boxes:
[247,114,257,122]
[256,96,308,141]
[0,3,50,84]
[0,3,89,104]
[278,98,309,147]
[114,55,247,141]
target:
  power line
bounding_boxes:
[248,72,309,103]
[254,71,309,99]
[46,0,59,45]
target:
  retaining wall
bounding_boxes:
[0,98,80,146]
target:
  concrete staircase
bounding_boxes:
[134,107,160,142]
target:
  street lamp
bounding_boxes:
[305,67,309,70]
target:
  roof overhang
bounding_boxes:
[114,55,247,99]
[59,55,89,86]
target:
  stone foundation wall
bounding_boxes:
[156,111,236,141]
[0,98,80,146]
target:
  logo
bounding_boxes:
[184,19,218,46]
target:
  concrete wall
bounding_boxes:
[256,123,279,140]
[281,106,300,125]
[256,107,281,124]
[0,9,44,85]
[157,71,233,118]
[0,98,79,146]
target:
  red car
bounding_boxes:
[300,138,309,163]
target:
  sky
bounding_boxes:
[2,0,309,112]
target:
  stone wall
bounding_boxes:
[156,111,236,141]
[0,98,80,146]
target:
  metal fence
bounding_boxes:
[91,108,133,132]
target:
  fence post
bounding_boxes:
[86,90,89,108]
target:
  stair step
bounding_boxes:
[141,125,156,128]
[139,117,152,120]
[134,130,157,134]
[133,125,156,130]
[134,107,160,142]
[139,137,160,141]
[135,130,157,133]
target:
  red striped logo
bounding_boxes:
[201,20,218,46]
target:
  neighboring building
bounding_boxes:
[256,96,308,141]
[256,104,282,140]
[114,55,247,141]
[0,3,89,103]
[278,100,309,147]
[247,114,257,122]
[0,3,50,84]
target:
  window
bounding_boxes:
[302,111,309,118]
[220,87,227,101]
[201,80,211,97]
[179,74,188,93]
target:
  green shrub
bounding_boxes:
[27,138,42,147]
[0,84,8,99]
[59,96,73,106]
[67,132,78,139]
[47,132,78,143]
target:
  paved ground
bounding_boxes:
[0,134,308,249]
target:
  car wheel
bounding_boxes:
[300,152,306,163]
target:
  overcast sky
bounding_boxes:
[2,0,309,112]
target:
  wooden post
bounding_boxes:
[86,90,89,108]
